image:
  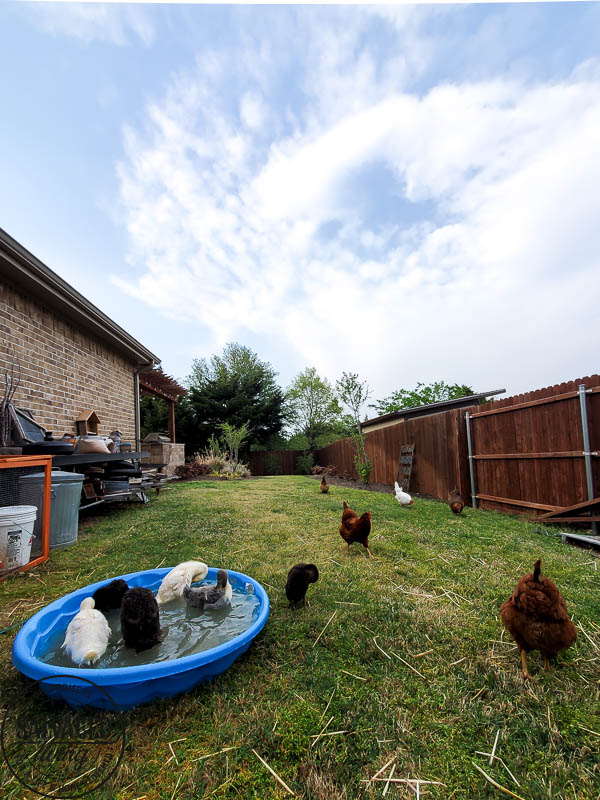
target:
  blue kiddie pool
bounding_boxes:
[12,568,269,710]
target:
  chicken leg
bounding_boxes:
[520,649,530,679]
[544,657,551,672]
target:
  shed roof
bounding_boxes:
[0,228,159,367]
[362,389,506,429]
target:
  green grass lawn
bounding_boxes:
[1,476,599,799]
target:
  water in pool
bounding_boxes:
[40,584,261,669]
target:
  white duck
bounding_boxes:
[156,560,209,605]
[61,597,110,666]
[394,481,414,506]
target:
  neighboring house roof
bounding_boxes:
[362,389,506,431]
[0,227,159,367]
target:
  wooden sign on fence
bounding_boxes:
[397,444,415,491]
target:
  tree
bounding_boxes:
[218,421,249,462]
[285,367,344,449]
[371,381,475,416]
[139,393,196,444]
[336,371,372,482]
[185,343,285,454]
[140,396,167,440]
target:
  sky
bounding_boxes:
[1,2,599,406]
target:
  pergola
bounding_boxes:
[139,369,187,443]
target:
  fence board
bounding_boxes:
[248,450,304,476]
[472,375,600,514]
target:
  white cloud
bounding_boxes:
[240,92,265,130]
[114,15,600,398]
[22,3,155,46]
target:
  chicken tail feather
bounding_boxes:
[533,559,542,581]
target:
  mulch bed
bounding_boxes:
[308,474,396,495]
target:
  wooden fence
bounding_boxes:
[467,375,600,515]
[318,408,472,502]
[248,450,304,476]
[251,375,600,520]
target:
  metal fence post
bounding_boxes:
[465,412,477,509]
[578,384,597,535]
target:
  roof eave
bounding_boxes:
[362,389,506,428]
[0,228,159,367]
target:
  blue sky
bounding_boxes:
[1,2,599,404]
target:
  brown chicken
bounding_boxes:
[500,559,577,679]
[320,476,330,493]
[448,488,464,514]
[339,501,372,558]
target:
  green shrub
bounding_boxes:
[190,441,250,478]
[354,453,373,483]
[295,453,314,475]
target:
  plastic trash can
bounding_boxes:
[19,471,84,554]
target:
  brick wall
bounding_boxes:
[0,279,137,440]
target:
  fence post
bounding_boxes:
[578,384,597,535]
[465,412,477,509]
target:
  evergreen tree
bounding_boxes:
[185,343,284,454]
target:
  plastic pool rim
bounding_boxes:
[12,567,269,693]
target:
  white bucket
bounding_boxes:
[0,505,37,574]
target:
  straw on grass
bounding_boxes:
[312,610,337,648]
[382,763,396,796]
[190,746,238,763]
[412,648,435,658]
[310,715,334,748]
[370,756,396,780]
[251,749,296,796]
[475,752,520,786]
[373,637,392,660]
[489,729,500,766]
[341,669,367,681]
[319,688,335,722]
[170,774,182,800]
[391,651,426,680]
[472,762,528,800]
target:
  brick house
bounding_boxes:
[0,228,159,446]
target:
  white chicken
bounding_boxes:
[394,481,414,506]
[61,597,110,666]
[156,560,209,605]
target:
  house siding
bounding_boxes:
[0,279,137,440]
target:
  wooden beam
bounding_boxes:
[470,385,600,419]
[537,496,600,520]
[476,493,563,512]
[473,451,598,460]
[168,400,176,444]
[140,384,179,403]
[547,517,600,524]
